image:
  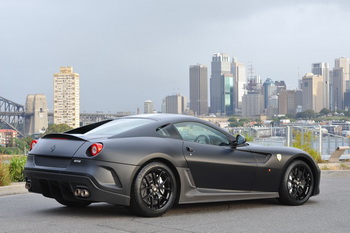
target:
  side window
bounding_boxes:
[156,124,182,139]
[174,122,230,146]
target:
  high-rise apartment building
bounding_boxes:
[312,62,330,109]
[332,57,350,110]
[231,57,246,110]
[301,73,323,112]
[53,66,80,128]
[210,53,231,114]
[189,65,208,115]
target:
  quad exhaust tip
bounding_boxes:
[74,188,90,198]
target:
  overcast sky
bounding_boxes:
[1,0,350,113]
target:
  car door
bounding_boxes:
[174,122,257,191]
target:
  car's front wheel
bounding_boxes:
[130,162,177,217]
[278,160,314,205]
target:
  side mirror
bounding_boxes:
[236,134,246,144]
[231,134,246,147]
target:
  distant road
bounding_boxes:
[1,171,349,233]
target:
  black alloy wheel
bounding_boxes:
[278,160,314,205]
[130,162,177,217]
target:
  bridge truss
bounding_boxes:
[0,96,25,136]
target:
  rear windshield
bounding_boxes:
[84,118,153,136]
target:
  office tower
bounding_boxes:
[278,90,298,115]
[332,57,350,110]
[231,57,247,110]
[210,53,231,114]
[189,65,208,115]
[25,94,48,135]
[53,66,80,128]
[262,78,277,109]
[312,62,330,109]
[144,100,153,114]
[164,94,187,114]
[223,73,235,115]
[301,73,323,112]
[242,93,264,117]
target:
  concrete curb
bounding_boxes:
[0,182,27,197]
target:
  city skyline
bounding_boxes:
[1,1,350,113]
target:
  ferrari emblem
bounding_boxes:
[50,145,56,152]
[277,154,282,161]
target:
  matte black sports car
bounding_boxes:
[24,114,320,217]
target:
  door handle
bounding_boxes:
[186,147,194,153]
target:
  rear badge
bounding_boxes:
[50,145,56,152]
[74,160,81,163]
[277,154,282,161]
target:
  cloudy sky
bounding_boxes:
[1,0,350,113]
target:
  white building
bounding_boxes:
[53,66,80,128]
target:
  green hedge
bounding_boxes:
[0,155,27,186]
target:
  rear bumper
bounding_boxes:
[24,155,138,206]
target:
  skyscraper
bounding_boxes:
[301,73,323,112]
[332,57,349,110]
[262,78,277,109]
[231,57,247,110]
[53,66,80,128]
[210,53,231,114]
[189,65,208,115]
[312,62,329,109]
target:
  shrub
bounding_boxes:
[9,156,27,182]
[292,130,322,163]
[0,159,11,186]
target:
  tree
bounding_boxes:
[295,110,316,119]
[319,108,331,116]
[43,124,73,135]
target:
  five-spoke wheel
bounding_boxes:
[130,162,177,217]
[278,160,314,205]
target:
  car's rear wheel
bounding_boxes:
[278,160,314,205]
[55,198,92,208]
[130,162,177,217]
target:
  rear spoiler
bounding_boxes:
[65,120,113,134]
[42,133,87,141]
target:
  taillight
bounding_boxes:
[90,143,103,156]
[30,140,38,150]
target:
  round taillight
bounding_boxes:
[30,140,38,150]
[90,143,103,156]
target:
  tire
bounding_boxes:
[130,162,177,217]
[278,160,314,205]
[55,198,92,208]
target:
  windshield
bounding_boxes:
[84,118,153,136]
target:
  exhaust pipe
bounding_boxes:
[74,188,90,198]
[25,181,32,190]
[74,188,82,197]
[81,189,90,198]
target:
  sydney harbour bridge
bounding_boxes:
[0,96,129,137]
